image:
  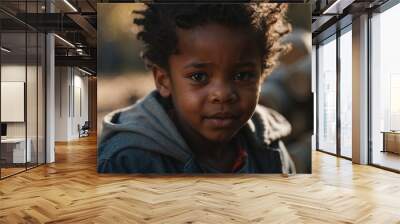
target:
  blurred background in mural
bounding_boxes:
[98,3,312,173]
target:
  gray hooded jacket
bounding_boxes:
[98,91,296,175]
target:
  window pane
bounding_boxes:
[1,30,27,177]
[340,28,352,158]
[318,36,337,154]
[27,31,38,169]
[38,32,45,165]
[371,3,400,171]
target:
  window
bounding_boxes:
[317,35,337,154]
[370,2,400,171]
[339,27,352,158]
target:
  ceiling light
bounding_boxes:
[63,0,78,12]
[54,34,75,48]
[78,67,93,76]
[322,0,355,15]
[1,47,11,53]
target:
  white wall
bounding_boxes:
[55,67,89,141]
[55,66,69,141]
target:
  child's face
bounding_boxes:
[155,23,263,143]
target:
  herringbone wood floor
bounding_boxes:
[1,135,400,224]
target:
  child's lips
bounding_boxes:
[205,117,236,128]
[204,112,239,128]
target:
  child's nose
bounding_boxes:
[208,82,238,104]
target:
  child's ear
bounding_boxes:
[152,65,171,98]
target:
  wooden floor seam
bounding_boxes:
[1,135,400,223]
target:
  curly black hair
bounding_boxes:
[133,3,291,79]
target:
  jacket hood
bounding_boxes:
[98,90,294,174]
[99,91,193,163]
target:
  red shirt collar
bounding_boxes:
[231,139,248,172]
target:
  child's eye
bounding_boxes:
[233,72,256,81]
[189,72,208,83]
